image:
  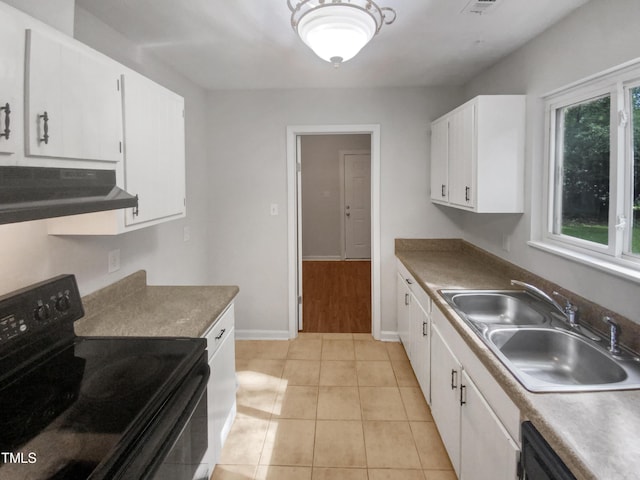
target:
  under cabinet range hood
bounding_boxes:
[0,166,138,225]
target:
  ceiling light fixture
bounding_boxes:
[288,0,396,67]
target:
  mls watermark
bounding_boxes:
[1,452,37,464]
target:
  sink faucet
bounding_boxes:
[510,280,578,325]
[602,316,621,355]
[511,280,565,312]
[551,291,579,326]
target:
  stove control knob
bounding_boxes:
[55,294,71,312]
[34,303,51,322]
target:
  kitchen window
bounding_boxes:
[537,59,640,279]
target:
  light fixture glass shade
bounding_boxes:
[297,5,376,65]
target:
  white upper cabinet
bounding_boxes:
[0,13,22,156]
[25,29,123,163]
[47,72,186,235]
[430,118,448,203]
[447,105,475,208]
[430,95,525,213]
[122,72,186,228]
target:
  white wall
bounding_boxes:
[2,0,75,36]
[301,134,371,259]
[458,0,640,322]
[206,87,464,335]
[0,7,210,296]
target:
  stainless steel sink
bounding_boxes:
[489,328,632,389]
[440,289,640,392]
[445,291,546,327]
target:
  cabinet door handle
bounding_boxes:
[405,278,413,285]
[441,184,446,197]
[465,186,470,202]
[422,321,428,336]
[404,293,410,306]
[451,369,458,389]
[39,111,49,144]
[215,328,226,340]
[460,384,467,406]
[132,194,139,217]
[0,103,10,140]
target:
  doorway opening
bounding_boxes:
[300,135,371,333]
[286,124,381,340]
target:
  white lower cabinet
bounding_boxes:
[460,370,520,480]
[203,303,237,476]
[396,272,412,357]
[430,323,462,474]
[396,260,431,403]
[411,296,430,400]
[431,306,521,480]
[396,260,521,479]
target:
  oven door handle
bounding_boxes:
[109,358,210,480]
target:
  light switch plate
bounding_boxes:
[108,249,121,273]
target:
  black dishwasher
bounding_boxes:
[520,422,576,480]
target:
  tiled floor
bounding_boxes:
[212,333,456,480]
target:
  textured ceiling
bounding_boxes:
[75,0,591,90]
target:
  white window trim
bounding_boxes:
[537,56,640,283]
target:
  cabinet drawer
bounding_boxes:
[397,259,431,314]
[204,303,235,360]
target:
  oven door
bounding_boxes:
[113,355,210,480]
[152,381,209,480]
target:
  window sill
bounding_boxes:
[528,240,640,285]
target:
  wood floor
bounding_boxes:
[302,260,371,333]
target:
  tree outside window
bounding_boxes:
[558,95,610,246]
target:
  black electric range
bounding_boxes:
[0,275,209,480]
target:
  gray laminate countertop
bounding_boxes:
[396,239,640,480]
[74,271,239,338]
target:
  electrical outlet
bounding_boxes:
[183,226,191,242]
[108,249,120,273]
[501,234,511,252]
[270,204,279,216]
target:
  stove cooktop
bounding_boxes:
[0,275,207,480]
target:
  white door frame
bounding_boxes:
[286,125,381,340]
[340,149,371,260]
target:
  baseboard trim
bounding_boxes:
[235,329,291,340]
[302,256,342,261]
[379,330,400,342]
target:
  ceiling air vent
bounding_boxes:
[461,0,503,15]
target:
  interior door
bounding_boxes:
[344,152,371,259]
[296,135,303,331]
